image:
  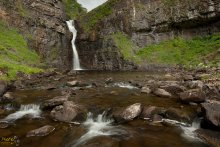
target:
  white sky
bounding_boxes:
[77,0,108,12]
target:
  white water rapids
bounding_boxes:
[66,20,82,70]
[2,104,41,122]
[72,112,127,147]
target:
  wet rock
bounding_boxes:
[45,84,56,90]
[40,95,69,110]
[66,80,79,87]
[185,80,204,89]
[153,88,172,98]
[50,101,83,123]
[140,106,165,119]
[152,114,163,122]
[184,75,194,81]
[179,89,205,103]
[110,91,119,95]
[26,125,55,137]
[165,108,193,122]
[141,86,152,94]
[195,129,220,147]
[0,80,7,97]
[0,121,9,129]
[2,92,15,102]
[113,103,142,123]
[161,84,186,97]
[105,77,113,84]
[0,108,4,115]
[201,101,220,127]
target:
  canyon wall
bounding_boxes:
[0,0,72,70]
[77,0,220,70]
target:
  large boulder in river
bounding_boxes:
[140,106,166,119]
[195,129,220,147]
[26,125,55,137]
[201,101,220,127]
[113,103,142,123]
[40,95,69,110]
[179,89,206,103]
[165,108,194,122]
[0,80,7,97]
[153,88,172,98]
[50,101,83,123]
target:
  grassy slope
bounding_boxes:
[0,21,42,80]
[111,32,220,68]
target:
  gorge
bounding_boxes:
[0,0,220,147]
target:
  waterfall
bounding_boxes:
[66,20,82,70]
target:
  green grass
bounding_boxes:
[62,0,86,19]
[111,32,140,63]
[0,21,43,80]
[79,0,121,33]
[137,34,220,68]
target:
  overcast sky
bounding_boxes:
[77,0,108,12]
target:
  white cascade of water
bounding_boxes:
[2,104,41,122]
[66,20,82,70]
[72,112,127,147]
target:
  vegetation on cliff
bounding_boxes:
[79,0,121,32]
[112,32,220,68]
[62,0,86,19]
[0,21,42,80]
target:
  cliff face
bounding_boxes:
[77,0,220,70]
[0,0,72,70]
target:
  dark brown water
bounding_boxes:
[0,71,209,147]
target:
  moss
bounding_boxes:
[79,0,121,33]
[62,0,86,19]
[15,0,28,17]
[111,32,140,63]
[137,33,220,68]
[0,21,43,80]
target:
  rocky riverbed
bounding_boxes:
[0,69,219,147]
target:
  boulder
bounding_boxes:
[153,88,172,98]
[201,101,220,127]
[40,95,68,110]
[113,103,142,123]
[195,129,220,147]
[0,80,7,97]
[161,84,186,97]
[141,86,152,94]
[140,106,165,119]
[165,108,193,122]
[66,80,79,87]
[50,101,83,123]
[2,92,14,102]
[179,89,206,103]
[26,125,55,137]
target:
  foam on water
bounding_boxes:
[2,104,41,122]
[72,112,127,147]
[112,82,138,89]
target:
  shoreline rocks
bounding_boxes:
[26,125,55,137]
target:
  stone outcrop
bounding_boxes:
[77,0,220,70]
[26,125,55,137]
[0,0,72,69]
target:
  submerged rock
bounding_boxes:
[41,95,69,110]
[201,101,220,127]
[2,92,15,102]
[66,80,79,87]
[195,129,220,147]
[0,80,7,97]
[26,125,55,137]
[153,88,172,98]
[50,101,83,123]
[113,103,142,123]
[179,89,205,103]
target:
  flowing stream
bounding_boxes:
[0,71,209,147]
[66,20,82,70]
